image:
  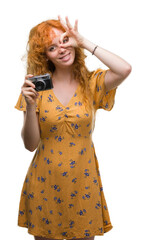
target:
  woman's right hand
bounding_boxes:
[21,74,39,107]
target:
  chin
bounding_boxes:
[64,59,75,66]
[59,58,75,68]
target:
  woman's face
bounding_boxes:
[45,28,75,69]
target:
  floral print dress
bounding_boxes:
[15,68,117,239]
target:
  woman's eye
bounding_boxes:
[63,37,69,43]
[48,46,56,52]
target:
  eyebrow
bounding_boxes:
[50,36,61,45]
[46,35,62,49]
[48,43,56,47]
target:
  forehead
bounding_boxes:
[49,28,64,44]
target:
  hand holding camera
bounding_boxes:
[21,73,53,108]
[21,74,39,108]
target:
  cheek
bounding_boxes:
[72,50,76,60]
[69,48,75,57]
[46,51,57,61]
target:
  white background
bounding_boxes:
[0,0,146,240]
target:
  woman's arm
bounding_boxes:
[81,39,132,91]
[58,16,132,91]
[21,74,41,152]
[21,107,40,152]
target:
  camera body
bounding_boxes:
[28,73,54,92]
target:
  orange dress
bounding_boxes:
[15,68,117,239]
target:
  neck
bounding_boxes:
[52,66,74,84]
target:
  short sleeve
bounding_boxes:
[92,68,117,111]
[14,92,42,112]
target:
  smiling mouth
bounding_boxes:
[59,53,70,59]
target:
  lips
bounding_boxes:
[59,53,70,60]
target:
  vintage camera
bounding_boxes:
[28,73,54,92]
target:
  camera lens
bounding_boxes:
[35,80,46,91]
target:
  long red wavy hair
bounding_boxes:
[24,19,94,112]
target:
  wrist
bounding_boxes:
[26,103,36,112]
[77,35,87,48]
[81,38,97,53]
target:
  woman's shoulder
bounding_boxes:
[90,68,105,79]
[88,68,105,90]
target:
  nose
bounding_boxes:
[58,44,66,54]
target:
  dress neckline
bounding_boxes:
[51,82,80,108]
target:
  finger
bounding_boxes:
[23,79,35,88]
[59,32,68,44]
[74,19,78,31]
[60,42,71,48]
[22,86,38,95]
[58,15,68,31]
[25,74,34,80]
[21,90,38,99]
[23,91,36,97]
[65,16,73,30]
[24,95,37,105]
[59,35,71,48]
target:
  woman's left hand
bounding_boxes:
[58,15,84,48]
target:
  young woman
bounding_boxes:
[15,16,132,240]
